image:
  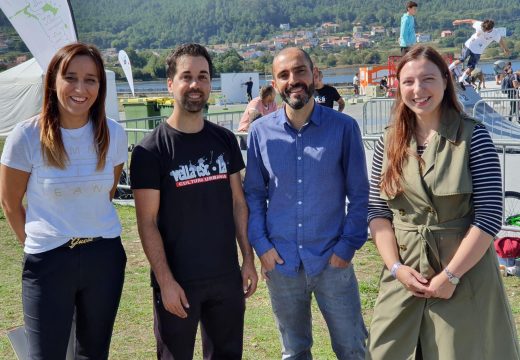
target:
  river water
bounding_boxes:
[117,60,520,93]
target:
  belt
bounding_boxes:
[393,216,472,278]
[61,237,104,249]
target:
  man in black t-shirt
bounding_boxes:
[130,44,257,360]
[314,70,345,112]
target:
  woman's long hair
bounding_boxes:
[40,42,109,170]
[380,45,462,197]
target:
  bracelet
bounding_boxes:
[390,262,402,278]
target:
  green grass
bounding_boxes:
[1,205,519,358]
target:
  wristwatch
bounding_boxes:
[444,268,460,285]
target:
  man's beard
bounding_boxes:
[179,90,208,113]
[280,82,315,110]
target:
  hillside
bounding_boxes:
[1,0,520,50]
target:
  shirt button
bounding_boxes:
[297,134,302,137]
[299,245,303,249]
[298,201,302,205]
[298,223,302,227]
[298,179,302,183]
[298,156,302,160]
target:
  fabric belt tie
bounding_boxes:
[393,216,472,278]
[60,236,105,249]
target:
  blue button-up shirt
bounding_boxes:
[244,104,369,277]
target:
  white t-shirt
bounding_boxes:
[465,21,502,54]
[1,116,128,254]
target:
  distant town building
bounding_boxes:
[353,25,364,34]
[416,33,431,43]
[280,23,290,30]
[371,26,386,36]
[321,22,339,32]
[441,30,453,38]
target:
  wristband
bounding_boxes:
[390,262,402,278]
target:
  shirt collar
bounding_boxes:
[276,101,323,128]
[438,108,463,144]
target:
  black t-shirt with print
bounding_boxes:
[314,85,341,108]
[130,120,244,286]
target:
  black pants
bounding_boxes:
[153,273,245,360]
[400,47,410,56]
[22,237,126,360]
[508,91,518,121]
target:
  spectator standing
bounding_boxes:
[243,77,254,102]
[314,70,345,112]
[399,1,418,55]
[237,85,277,132]
[353,72,360,96]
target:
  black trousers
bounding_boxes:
[153,273,245,360]
[22,237,126,360]
[508,91,518,121]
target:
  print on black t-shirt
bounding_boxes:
[170,151,229,187]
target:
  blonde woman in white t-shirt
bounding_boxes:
[0,43,127,360]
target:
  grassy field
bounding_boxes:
[0,205,519,359]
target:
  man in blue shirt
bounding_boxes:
[400,1,418,55]
[244,47,369,360]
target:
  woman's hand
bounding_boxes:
[427,272,457,299]
[395,265,431,298]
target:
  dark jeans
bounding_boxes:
[508,91,518,121]
[153,273,245,360]
[400,47,410,56]
[22,237,126,360]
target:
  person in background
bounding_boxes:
[493,60,510,85]
[379,76,390,96]
[314,70,345,112]
[449,18,509,87]
[243,77,254,102]
[469,67,485,90]
[237,85,277,132]
[366,45,519,360]
[131,43,257,360]
[245,47,368,360]
[353,72,360,96]
[0,43,127,359]
[399,1,418,55]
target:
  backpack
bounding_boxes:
[501,74,514,94]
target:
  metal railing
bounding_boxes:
[472,98,520,140]
[477,88,511,99]
[362,98,394,136]
[207,110,243,131]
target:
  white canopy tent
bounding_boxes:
[0,58,120,137]
[0,58,43,137]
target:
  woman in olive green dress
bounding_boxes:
[366,45,519,360]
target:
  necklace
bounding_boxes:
[415,131,435,147]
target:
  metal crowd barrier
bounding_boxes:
[477,88,510,99]
[206,111,243,131]
[362,98,394,136]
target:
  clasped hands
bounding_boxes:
[393,265,456,299]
